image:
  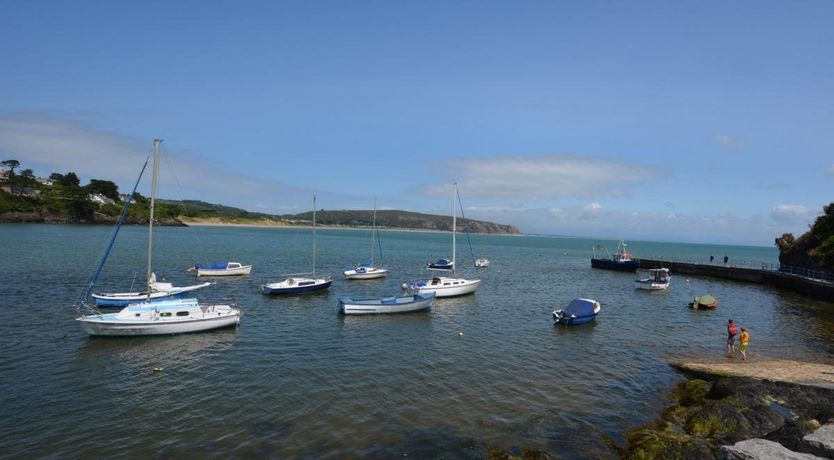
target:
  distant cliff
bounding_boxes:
[775,201,834,271]
[284,209,521,235]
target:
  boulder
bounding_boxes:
[802,423,834,458]
[720,439,824,459]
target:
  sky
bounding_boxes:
[1,1,832,245]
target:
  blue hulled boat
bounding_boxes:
[553,298,601,325]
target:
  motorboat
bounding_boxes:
[635,268,671,290]
[192,261,252,276]
[553,298,601,325]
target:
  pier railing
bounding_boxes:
[637,255,765,270]
[762,263,834,283]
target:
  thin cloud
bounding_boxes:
[770,204,809,223]
[0,112,366,211]
[437,154,658,198]
[711,134,744,151]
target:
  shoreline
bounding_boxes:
[619,356,834,459]
[178,218,524,236]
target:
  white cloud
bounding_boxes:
[437,154,658,198]
[711,134,744,151]
[583,202,603,213]
[770,204,809,222]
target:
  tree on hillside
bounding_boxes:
[19,169,36,193]
[1,160,21,194]
[49,173,64,183]
[60,172,81,188]
[85,179,120,202]
[1,159,20,175]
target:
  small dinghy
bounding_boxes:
[689,294,718,309]
[338,293,435,315]
[553,298,601,325]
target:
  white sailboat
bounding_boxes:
[344,199,388,280]
[261,194,332,295]
[77,139,241,336]
[403,183,480,298]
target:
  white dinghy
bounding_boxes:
[338,293,435,315]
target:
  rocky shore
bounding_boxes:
[619,360,834,459]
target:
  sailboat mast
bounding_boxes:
[452,182,457,268]
[312,194,316,276]
[370,198,377,262]
[146,139,162,298]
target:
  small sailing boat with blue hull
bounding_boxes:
[77,139,241,336]
[262,194,332,295]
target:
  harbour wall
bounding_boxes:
[637,258,834,302]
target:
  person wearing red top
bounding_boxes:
[726,319,738,356]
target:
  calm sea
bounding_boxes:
[1,224,832,458]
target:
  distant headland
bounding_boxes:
[0,160,521,235]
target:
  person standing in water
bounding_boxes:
[739,328,750,361]
[726,319,738,356]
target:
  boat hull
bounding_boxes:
[261,278,332,295]
[339,293,435,315]
[77,299,241,336]
[343,268,388,280]
[404,277,480,298]
[636,282,670,291]
[591,258,639,271]
[554,313,598,325]
[92,282,212,307]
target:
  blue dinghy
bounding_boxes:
[552,298,601,325]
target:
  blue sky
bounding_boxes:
[1,1,832,245]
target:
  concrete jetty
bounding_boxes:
[672,359,834,389]
[637,258,834,302]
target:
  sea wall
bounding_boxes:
[637,259,834,302]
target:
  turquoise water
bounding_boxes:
[0,224,831,458]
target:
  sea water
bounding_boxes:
[0,224,831,458]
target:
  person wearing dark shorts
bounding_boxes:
[726,319,738,356]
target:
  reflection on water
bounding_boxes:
[0,224,830,458]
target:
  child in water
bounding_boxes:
[739,328,750,361]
